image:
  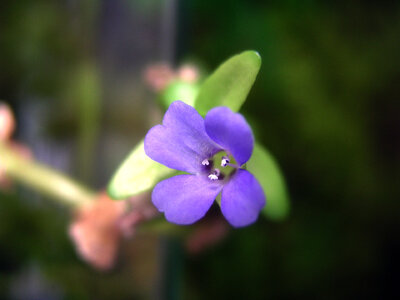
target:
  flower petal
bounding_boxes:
[205,107,254,166]
[220,169,265,227]
[152,174,222,225]
[145,101,221,174]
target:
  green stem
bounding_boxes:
[0,141,96,207]
[0,141,193,241]
[137,217,189,237]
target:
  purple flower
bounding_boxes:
[144,101,266,227]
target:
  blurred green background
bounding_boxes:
[1,0,399,299]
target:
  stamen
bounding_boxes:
[208,174,218,180]
[201,159,210,166]
[221,156,230,167]
[208,168,221,181]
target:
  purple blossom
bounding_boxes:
[144,101,266,227]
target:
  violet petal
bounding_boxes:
[220,169,265,227]
[144,101,221,174]
[152,174,223,225]
[205,107,254,166]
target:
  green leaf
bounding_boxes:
[107,140,174,199]
[246,143,290,221]
[194,50,261,115]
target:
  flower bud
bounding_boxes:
[69,193,125,270]
[143,63,175,92]
[177,64,199,83]
[0,103,15,141]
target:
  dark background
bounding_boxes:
[1,0,399,299]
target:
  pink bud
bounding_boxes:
[0,103,15,141]
[69,193,125,270]
[177,64,199,83]
[143,63,175,92]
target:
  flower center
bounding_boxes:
[203,151,238,181]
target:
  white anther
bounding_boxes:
[208,168,220,181]
[221,157,230,167]
[208,174,218,181]
[202,159,210,166]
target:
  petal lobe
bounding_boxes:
[145,101,221,174]
[152,174,223,225]
[205,107,254,166]
[220,169,265,227]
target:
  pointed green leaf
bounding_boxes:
[107,140,174,199]
[246,143,290,221]
[194,50,261,115]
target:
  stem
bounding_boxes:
[137,217,189,236]
[0,141,96,207]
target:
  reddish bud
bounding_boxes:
[177,64,199,83]
[69,193,125,270]
[0,103,15,141]
[144,63,175,92]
